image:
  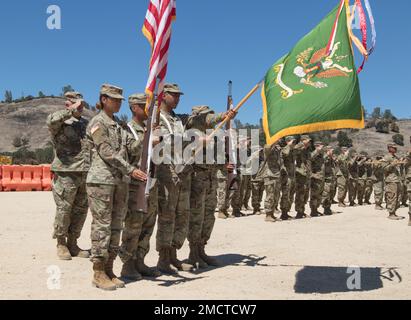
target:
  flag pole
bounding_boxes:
[206,81,263,141]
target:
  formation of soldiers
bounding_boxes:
[47,84,411,292]
[216,136,411,225]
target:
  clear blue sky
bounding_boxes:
[0,0,410,123]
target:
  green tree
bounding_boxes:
[12,135,22,148]
[392,134,404,146]
[61,85,75,96]
[383,109,397,121]
[4,90,13,103]
[371,107,381,119]
[38,91,46,98]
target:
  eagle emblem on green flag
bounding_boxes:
[262,1,364,145]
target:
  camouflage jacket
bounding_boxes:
[405,152,411,188]
[323,154,336,181]
[281,145,296,178]
[310,149,325,180]
[371,160,385,181]
[86,112,140,185]
[335,153,349,177]
[382,153,401,184]
[261,145,282,180]
[47,109,90,172]
[126,119,145,186]
[357,159,368,180]
[348,157,359,179]
[294,142,311,177]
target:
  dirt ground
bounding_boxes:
[0,192,410,300]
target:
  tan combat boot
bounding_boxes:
[198,243,219,267]
[121,259,142,281]
[187,243,208,269]
[375,204,384,211]
[105,253,125,288]
[280,211,294,221]
[92,260,116,291]
[67,236,90,258]
[170,247,194,272]
[295,212,307,219]
[135,256,161,277]
[338,202,347,208]
[218,211,229,219]
[57,237,72,260]
[157,247,178,275]
[388,214,405,221]
[265,212,276,223]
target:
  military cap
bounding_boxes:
[192,105,214,116]
[285,136,296,142]
[325,146,334,151]
[128,93,147,106]
[100,84,125,100]
[341,147,349,151]
[64,91,83,103]
[387,143,398,149]
[300,135,312,141]
[163,83,184,95]
[314,141,325,146]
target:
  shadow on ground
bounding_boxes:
[294,266,402,294]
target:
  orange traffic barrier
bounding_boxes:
[2,165,24,191]
[42,165,53,191]
[20,166,43,191]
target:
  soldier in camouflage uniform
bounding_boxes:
[262,143,282,222]
[322,146,336,215]
[347,151,359,206]
[336,147,350,207]
[155,84,194,274]
[47,91,91,261]
[372,156,385,210]
[381,144,405,220]
[294,135,312,219]
[310,141,325,217]
[86,84,146,291]
[185,105,235,268]
[399,160,408,207]
[119,94,161,280]
[356,155,368,206]
[363,158,374,205]
[251,148,265,215]
[280,136,297,220]
[405,149,411,226]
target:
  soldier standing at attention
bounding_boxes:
[47,91,91,261]
[294,135,312,219]
[155,84,194,274]
[185,105,236,268]
[86,84,147,291]
[372,155,385,210]
[262,143,282,222]
[363,157,374,205]
[347,151,359,206]
[251,148,265,215]
[280,136,297,220]
[381,144,405,221]
[119,93,161,280]
[322,146,336,215]
[336,147,350,207]
[356,155,368,206]
[310,141,325,217]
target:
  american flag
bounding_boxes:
[142,0,177,104]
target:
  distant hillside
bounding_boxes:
[0,98,96,153]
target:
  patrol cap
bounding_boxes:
[341,147,349,152]
[387,143,398,149]
[64,91,83,103]
[300,135,312,141]
[192,105,214,116]
[163,83,184,95]
[314,141,325,146]
[285,136,296,142]
[325,146,334,151]
[128,93,147,106]
[100,84,125,100]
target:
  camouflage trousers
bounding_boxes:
[295,174,309,213]
[280,175,292,213]
[310,178,324,211]
[331,179,337,202]
[251,180,264,211]
[264,177,281,214]
[373,180,384,206]
[322,179,334,210]
[337,176,348,203]
[240,174,252,208]
[87,182,128,262]
[156,165,191,251]
[357,179,366,204]
[52,172,88,240]
[119,182,158,263]
[401,182,408,205]
[188,167,217,245]
[217,168,241,213]
[408,181,411,214]
[364,179,374,203]
[348,178,358,204]
[385,182,401,214]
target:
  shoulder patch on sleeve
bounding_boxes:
[91,125,101,135]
